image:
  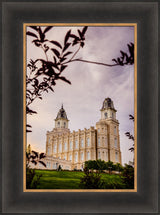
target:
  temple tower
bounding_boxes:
[96,98,122,164]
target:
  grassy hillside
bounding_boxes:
[32,169,125,189]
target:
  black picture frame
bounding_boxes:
[1,1,159,214]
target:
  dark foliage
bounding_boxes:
[112,43,134,66]
[26,168,42,189]
[26,26,88,132]
[121,164,134,189]
[26,150,46,189]
[57,165,62,171]
[79,167,105,189]
[84,160,124,173]
[125,114,134,152]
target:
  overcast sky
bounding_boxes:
[27,26,135,165]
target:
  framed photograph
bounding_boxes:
[2,1,158,214]
[24,23,137,192]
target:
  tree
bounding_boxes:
[121,164,134,189]
[26,150,46,189]
[26,26,134,131]
[105,160,114,174]
[114,163,124,173]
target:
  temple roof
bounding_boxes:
[101,97,116,111]
[55,104,69,121]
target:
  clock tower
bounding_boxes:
[100,97,117,120]
[55,104,69,129]
[96,98,122,164]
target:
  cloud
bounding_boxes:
[27,26,135,165]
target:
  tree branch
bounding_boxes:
[64,58,119,67]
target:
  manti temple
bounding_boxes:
[31,98,122,170]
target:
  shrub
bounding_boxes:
[121,164,134,189]
[79,167,105,189]
[26,168,42,189]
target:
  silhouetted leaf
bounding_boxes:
[129,147,134,152]
[34,41,41,47]
[63,51,72,57]
[50,40,62,49]
[82,26,88,35]
[63,43,71,52]
[60,57,67,63]
[30,155,37,159]
[49,86,54,91]
[78,29,83,38]
[80,42,84,47]
[34,78,39,86]
[26,31,38,38]
[39,160,46,167]
[26,106,37,115]
[26,124,32,128]
[129,114,134,121]
[112,59,117,63]
[32,150,39,158]
[70,34,79,40]
[51,48,60,58]
[38,27,45,42]
[64,29,71,44]
[26,129,32,133]
[40,153,46,159]
[59,76,71,84]
[29,26,38,31]
[43,26,53,34]
[60,65,68,72]
[31,160,37,165]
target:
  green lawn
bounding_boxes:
[33,169,125,189]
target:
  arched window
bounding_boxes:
[64,122,66,128]
[114,126,117,134]
[59,143,62,152]
[115,152,118,162]
[75,153,78,162]
[102,151,104,159]
[81,139,84,147]
[104,112,107,119]
[87,151,90,160]
[87,138,90,147]
[106,152,108,161]
[105,138,108,146]
[98,137,100,146]
[69,154,72,161]
[64,142,67,151]
[58,121,60,127]
[112,112,114,119]
[114,138,117,148]
[75,140,78,149]
[70,141,72,150]
[98,151,101,159]
[53,144,57,153]
[80,152,84,161]
[102,137,104,145]
[48,147,51,155]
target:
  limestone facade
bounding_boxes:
[46,98,122,170]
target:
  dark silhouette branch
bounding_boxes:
[64,58,119,67]
[26,26,134,132]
